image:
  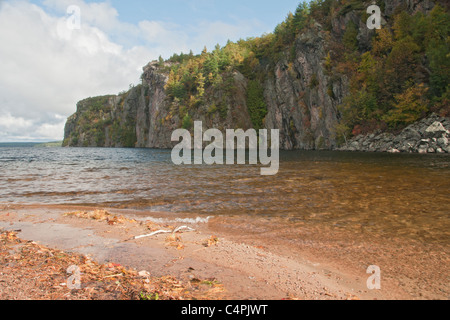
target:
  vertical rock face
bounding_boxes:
[136,62,254,149]
[263,26,346,150]
[139,62,170,148]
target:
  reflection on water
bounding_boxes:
[1,147,449,242]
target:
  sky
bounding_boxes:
[0,0,304,142]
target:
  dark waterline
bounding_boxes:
[1,147,449,242]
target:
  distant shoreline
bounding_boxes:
[0,141,62,148]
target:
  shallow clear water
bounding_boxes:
[1,147,449,242]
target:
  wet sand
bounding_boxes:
[0,203,448,300]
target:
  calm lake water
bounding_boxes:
[1,147,449,243]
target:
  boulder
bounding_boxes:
[398,141,415,152]
[350,141,360,149]
[425,122,449,138]
[418,139,430,147]
[437,136,448,148]
[401,127,422,141]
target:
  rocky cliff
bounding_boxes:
[63,62,254,149]
[63,27,345,150]
[63,0,449,152]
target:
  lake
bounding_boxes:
[0,147,449,243]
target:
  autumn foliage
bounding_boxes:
[156,1,449,140]
[336,4,449,137]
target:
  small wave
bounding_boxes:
[145,216,214,225]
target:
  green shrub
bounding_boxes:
[182,113,193,130]
[246,80,267,130]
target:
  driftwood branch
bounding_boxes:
[131,226,195,240]
[172,226,195,234]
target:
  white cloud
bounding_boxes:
[0,0,152,141]
[0,0,263,142]
[0,113,33,131]
[35,119,68,140]
[0,113,66,142]
[43,0,121,31]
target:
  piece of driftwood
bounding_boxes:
[132,226,195,240]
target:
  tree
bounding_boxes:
[428,41,450,98]
[246,80,267,129]
[293,1,310,32]
[385,36,420,93]
[383,83,429,128]
[371,28,394,57]
[357,52,381,99]
[393,11,413,40]
[196,72,205,98]
[182,113,193,130]
[203,55,219,82]
[343,21,359,51]
[425,5,450,97]
[158,55,164,66]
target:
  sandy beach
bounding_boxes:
[1,203,447,300]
